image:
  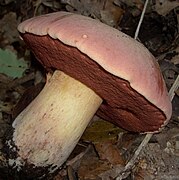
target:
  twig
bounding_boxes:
[115,133,153,180]
[169,75,179,101]
[66,144,91,167]
[134,0,149,40]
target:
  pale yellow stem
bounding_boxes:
[11,70,102,172]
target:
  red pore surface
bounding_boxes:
[18,12,172,132]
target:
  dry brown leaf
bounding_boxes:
[153,0,179,16]
[100,0,124,27]
[62,0,124,27]
[171,46,179,65]
[95,141,125,165]
[0,12,19,45]
[133,165,152,180]
[62,0,102,18]
[78,148,111,179]
[176,88,179,96]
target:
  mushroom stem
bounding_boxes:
[11,70,102,171]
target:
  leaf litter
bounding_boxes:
[0,0,179,179]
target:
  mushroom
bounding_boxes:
[7,11,172,175]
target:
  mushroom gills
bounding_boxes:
[10,70,102,171]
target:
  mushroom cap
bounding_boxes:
[18,11,172,132]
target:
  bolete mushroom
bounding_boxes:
[7,11,172,175]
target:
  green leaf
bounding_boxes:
[0,49,29,78]
[81,119,125,143]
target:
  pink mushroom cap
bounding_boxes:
[18,11,172,132]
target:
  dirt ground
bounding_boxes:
[0,0,179,179]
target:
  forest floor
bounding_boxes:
[0,0,179,179]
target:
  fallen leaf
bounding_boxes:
[100,0,124,27]
[78,149,111,180]
[81,119,124,143]
[0,49,29,78]
[0,12,19,45]
[153,0,179,16]
[171,46,179,65]
[95,140,125,165]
